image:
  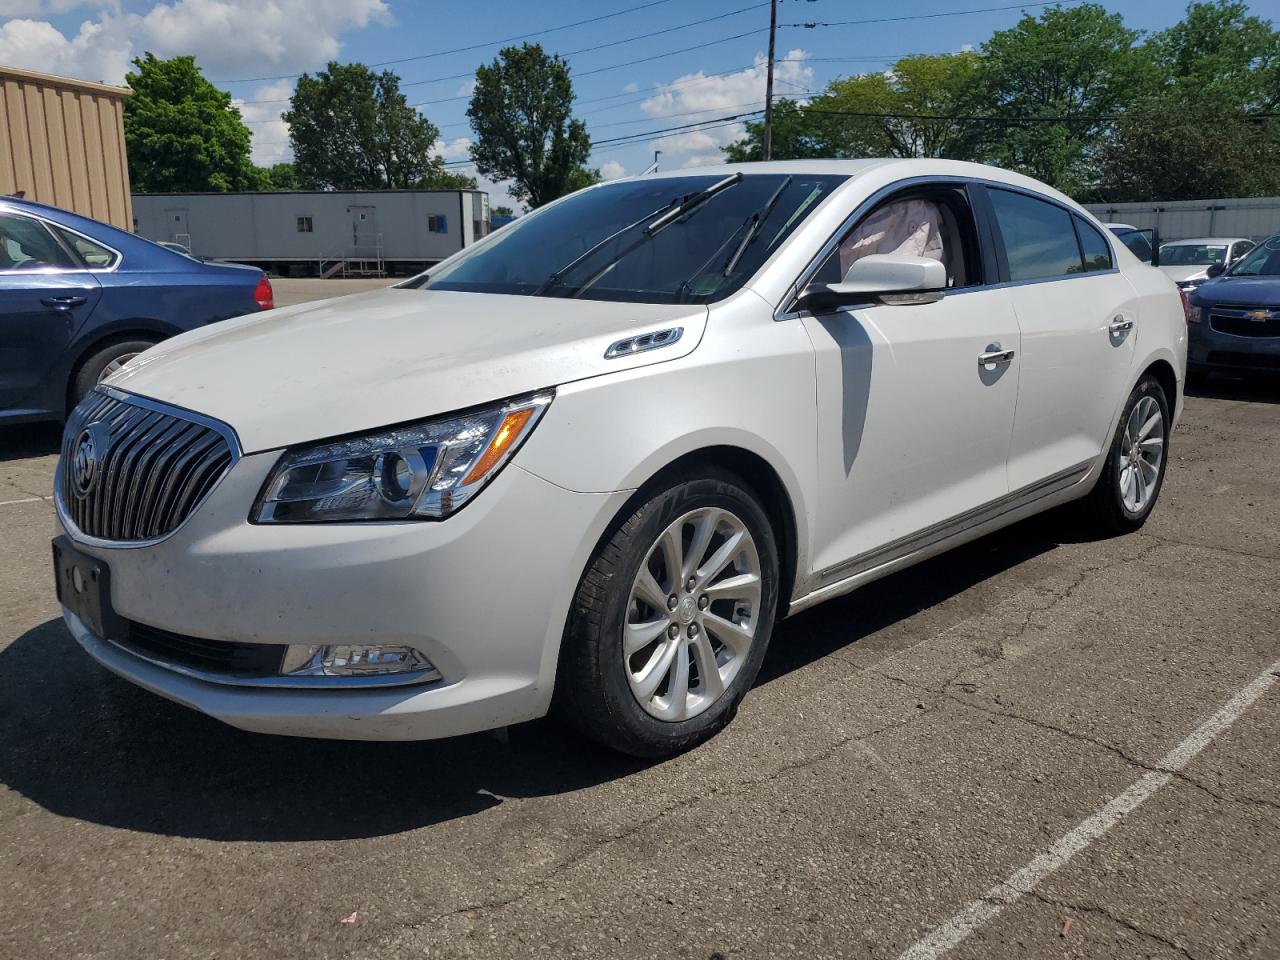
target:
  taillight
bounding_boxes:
[254,275,274,310]
[1179,288,1200,324]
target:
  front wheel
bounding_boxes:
[555,469,779,757]
[1080,375,1170,534]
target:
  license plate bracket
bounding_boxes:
[52,536,125,641]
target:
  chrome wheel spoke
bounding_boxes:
[633,638,681,702]
[682,508,719,582]
[1138,411,1161,441]
[697,529,745,586]
[660,644,691,721]
[633,567,669,612]
[703,571,760,602]
[625,617,669,655]
[702,611,753,655]
[691,632,724,701]
[1139,436,1164,451]
[659,526,683,593]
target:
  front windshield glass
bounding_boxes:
[1161,244,1226,266]
[419,173,847,304]
[1229,236,1280,276]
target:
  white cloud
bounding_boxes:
[599,159,626,181]
[679,153,724,169]
[233,79,293,166]
[0,0,389,85]
[622,81,640,94]
[432,136,472,162]
[454,78,475,98]
[640,50,814,163]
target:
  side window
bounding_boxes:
[57,229,119,268]
[1074,216,1112,273]
[296,216,313,233]
[1232,240,1254,261]
[988,189,1083,280]
[0,214,76,271]
[815,187,979,289]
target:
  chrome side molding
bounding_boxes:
[604,327,684,359]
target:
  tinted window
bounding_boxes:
[1229,236,1280,276]
[0,214,75,271]
[1117,231,1153,263]
[1231,240,1254,260]
[1161,244,1226,266]
[989,189,1082,280]
[1074,217,1112,272]
[58,229,119,268]
[420,174,846,304]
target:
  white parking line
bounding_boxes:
[898,658,1280,960]
[0,496,46,507]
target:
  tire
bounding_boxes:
[1080,374,1171,535]
[554,467,780,758]
[71,338,158,407]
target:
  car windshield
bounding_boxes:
[1229,236,1280,276]
[416,173,847,304]
[1161,244,1227,266]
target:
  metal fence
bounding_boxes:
[1082,197,1280,242]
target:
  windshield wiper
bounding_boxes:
[534,172,744,297]
[721,175,791,277]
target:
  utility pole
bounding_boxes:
[762,0,778,160]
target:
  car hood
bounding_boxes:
[108,287,708,452]
[1160,264,1209,284]
[1189,276,1280,308]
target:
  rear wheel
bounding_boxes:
[71,338,158,407]
[555,469,779,757]
[1080,375,1170,534]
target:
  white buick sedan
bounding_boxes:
[53,160,1185,756]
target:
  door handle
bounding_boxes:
[41,296,88,309]
[978,347,1015,366]
[1109,316,1134,334]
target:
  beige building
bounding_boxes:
[0,64,132,229]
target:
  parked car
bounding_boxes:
[0,197,273,425]
[1159,237,1254,287]
[52,159,1185,757]
[1185,234,1280,377]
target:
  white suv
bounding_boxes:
[53,159,1186,756]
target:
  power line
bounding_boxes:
[784,0,1073,29]
[213,0,688,82]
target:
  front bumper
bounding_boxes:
[1188,318,1280,373]
[58,452,629,741]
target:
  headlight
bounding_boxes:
[254,391,552,523]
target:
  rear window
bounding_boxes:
[988,189,1083,281]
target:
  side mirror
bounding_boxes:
[798,254,947,313]
[1206,262,1226,279]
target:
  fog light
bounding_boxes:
[280,644,442,683]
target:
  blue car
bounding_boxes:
[1186,234,1280,377]
[0,196,272,424]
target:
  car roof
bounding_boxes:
[1162,237,1251,246]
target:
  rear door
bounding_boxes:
[980,187,1136,490]
[0,212,102,416]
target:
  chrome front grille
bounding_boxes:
[58,389,238,543]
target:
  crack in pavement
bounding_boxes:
[873,669,1280,815]
[1028,889,1201,960]
[1137,531,1280,562]
[391,704,943,940]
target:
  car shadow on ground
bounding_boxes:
[0,513,1074,844]
[1186,372,1280,404]
[0,422,61,461]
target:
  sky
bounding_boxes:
[0,0,1259,209]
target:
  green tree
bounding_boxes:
[724,99,824,161]
[467,44,594,207]
[491,205,515,216]
[124,53,258,192]
[977,4,1150,194]
[253,162,300,191]
[285,62,456,190]
[1146,0,1280,107]
[426,168,479,190]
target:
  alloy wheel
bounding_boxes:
[98,353,140,382]
[1117,395,1164,514]
[624,507,762,722]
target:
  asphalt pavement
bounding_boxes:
[1,378,1277,960]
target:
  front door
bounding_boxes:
[981,188,1136,490]
[0,213,102,416]
[798,183,1020,582]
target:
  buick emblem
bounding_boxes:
[71,423,108,498]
